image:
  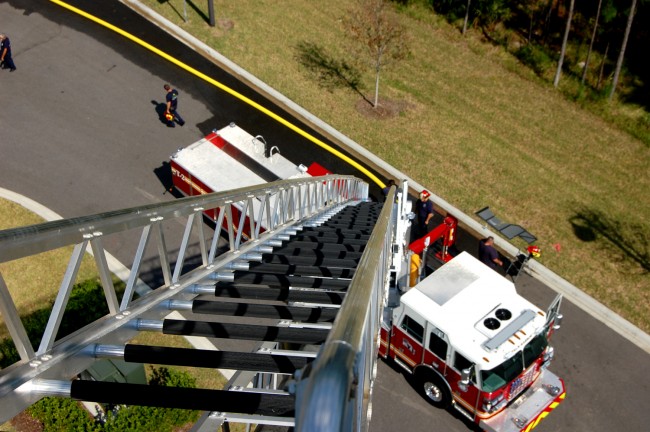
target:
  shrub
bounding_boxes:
[27,367,200,432]
[514,43,552,76]
[28,397,98,432]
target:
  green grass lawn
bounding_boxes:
[139,0,649,331]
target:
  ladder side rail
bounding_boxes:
[0,176,357,264]
[295,187,396,432]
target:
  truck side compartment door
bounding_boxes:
[392,312,426,368]
[424,327,449,374]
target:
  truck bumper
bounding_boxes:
[479,369,566,432]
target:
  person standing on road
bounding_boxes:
[0,34,17,72]
[164,84,185,127]
[478,236,503,271]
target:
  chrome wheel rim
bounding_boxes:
[423,381,442,402]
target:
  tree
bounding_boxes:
[522,0,549,43]
[608,0,638,101]
[343,0,409,108]
[463,0,472,35]
[553,0,576,88]
[473,0,511,32]
[581,0,604,86]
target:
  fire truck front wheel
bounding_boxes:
[414,370,451,409]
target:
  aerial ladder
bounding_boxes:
[0,177,411,431]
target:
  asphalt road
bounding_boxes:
[1,1,649,431]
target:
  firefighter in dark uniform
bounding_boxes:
[0,34,17,72]
[164,84,185,127]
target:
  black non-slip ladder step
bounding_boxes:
[163,320,330,344]
[268,248,363,261]
[225,273,351,289]
[283,236,368,246]
[318,223,377,231]
[246,263,356,278]
[327,214,378,222]
[123,344,312,373]
[301,226,374,235]
[261,253,358,268]
[276,241,365,252]
[192,300,339,322]
[71,381,294,417]
[326,209,379,217]
[289,232,370,241]
[213,283,345,305]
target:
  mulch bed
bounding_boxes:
[9,412,43,432]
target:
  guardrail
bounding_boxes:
[0,175,367,423]
[295,186,396,432]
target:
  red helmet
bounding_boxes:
[527,245,541,258]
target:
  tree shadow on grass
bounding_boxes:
[295,41,371,105]
[569,208,649,273]
[157,0,210,25]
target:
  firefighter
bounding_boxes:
[163,84,185,127]
[414,190,434,238]
[0,34,17,72]
[478,236,502,270]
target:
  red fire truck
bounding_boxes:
[169,123,327,235]
[380,251,565,432]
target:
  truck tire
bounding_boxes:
[416,370,451,409]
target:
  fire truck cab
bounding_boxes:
[380,252,565,432]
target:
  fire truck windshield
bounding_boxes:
[480,333,548,392]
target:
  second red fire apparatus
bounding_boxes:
[380,251,565,432]
[169,123,327,236]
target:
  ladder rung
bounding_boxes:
[70,381,294,417]
[123,345,312,373]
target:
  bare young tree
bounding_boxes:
[343,0,409,108]
[463,0,472,35]
[553,0,576,88]
[609,0,638,101]
[581,0,604,86]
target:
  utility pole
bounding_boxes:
[208,0,216,27]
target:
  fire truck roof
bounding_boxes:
[171,124,309,193]
[402,252,547,367]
